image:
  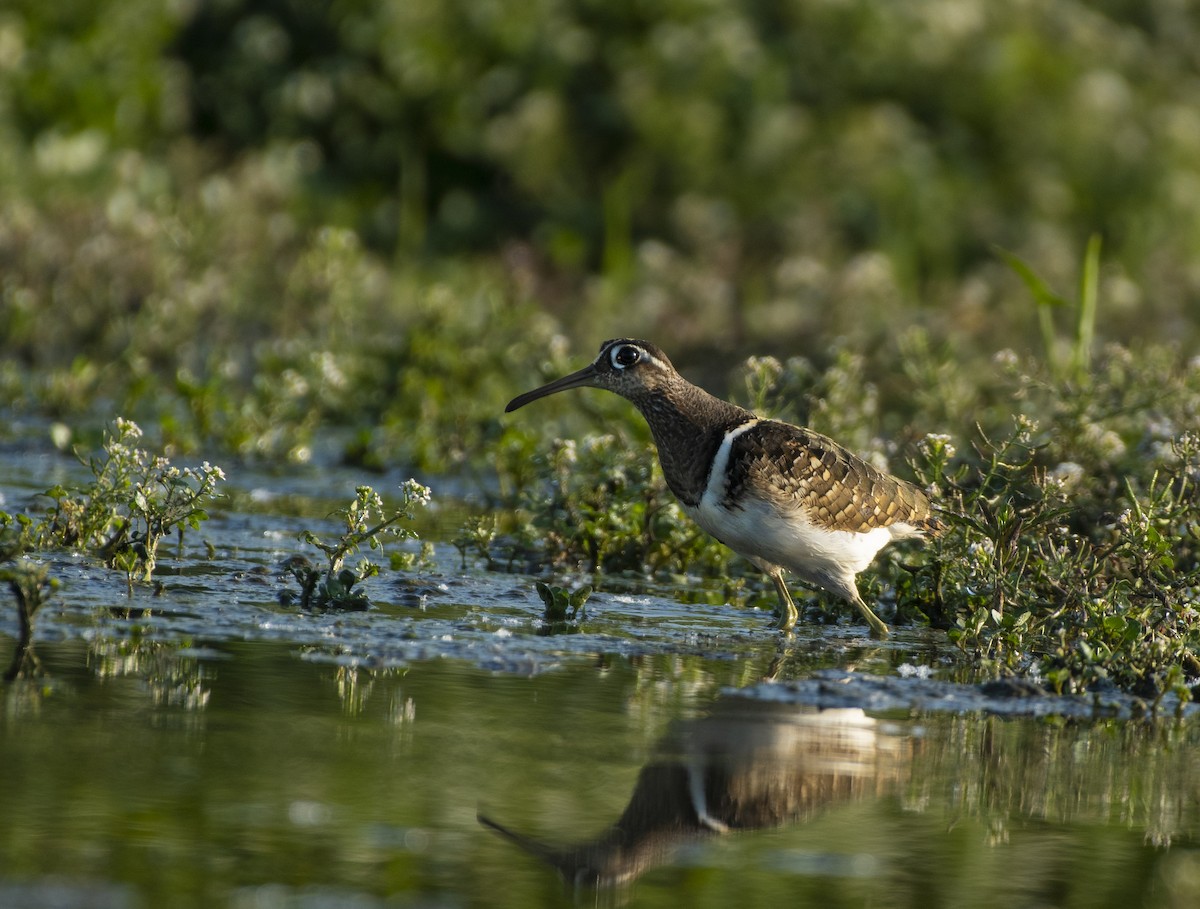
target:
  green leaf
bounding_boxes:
[1073,233,1101,376]
[1102,615,1128,635]
[995,246,1070,310]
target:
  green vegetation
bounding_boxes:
[535,581,591,634]
[35,419,224,591]
[55,421,220,586]
[911,413,1200,700]
[283,481,433,610]
[0,418,222,671]
[504,433,737,579]
[2,1,1199,699]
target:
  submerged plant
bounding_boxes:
[452,515,500,571]
[535,582,591,633]
[41,419,225,592]
[285,481,432,610]
[0,560,55,681]
[0,529,57,680]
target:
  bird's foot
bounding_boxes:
[772,605,798,632]
[863,612,891,639]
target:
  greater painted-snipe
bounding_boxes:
[506,339,940,637]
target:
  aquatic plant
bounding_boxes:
[734,324,1200,700]
[284,481,432,610]
[452,516,502,572]
[535,582,591,634]
[4,0,1200,713]
[0,528,57,680]
[41,419,225,592]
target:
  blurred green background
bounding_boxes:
[2,0,1199,463]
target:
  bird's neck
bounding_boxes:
[630,381,753,507]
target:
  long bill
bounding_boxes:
[505,364,600,412]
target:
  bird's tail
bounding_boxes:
[922,506,950,538]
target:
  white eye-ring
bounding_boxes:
[611,344,641,369]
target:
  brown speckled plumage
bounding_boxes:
[724,421,939,534]
[506,338,940,637]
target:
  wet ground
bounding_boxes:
[2,444,1199,908]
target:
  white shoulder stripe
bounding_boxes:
[701,419,760,506]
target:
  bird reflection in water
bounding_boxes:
[479,698,910,890]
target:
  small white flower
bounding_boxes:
[993,349,1019,369]
[1145,417,1175,440]
[400,479,432,507]
[553,438,578,465]
[115,418,143,440]
[1014,414,1039,442]
[1083,424,1126,459]
[582,434,615,454]
[919,432,956,460]
[968,538,995,560]
[745,355,783,383]
[1047,461,1084,489]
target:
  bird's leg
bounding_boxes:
[851,591,890,639]
[767,569,798,630]
[762,637,795,681]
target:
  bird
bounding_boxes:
[505,338,941,637]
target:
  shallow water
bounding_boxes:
[2,445,1200,907]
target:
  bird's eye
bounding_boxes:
[611,344,641,369]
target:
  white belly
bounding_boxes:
[685,495,894,579]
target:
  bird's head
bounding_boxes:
[505,338,678,412]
